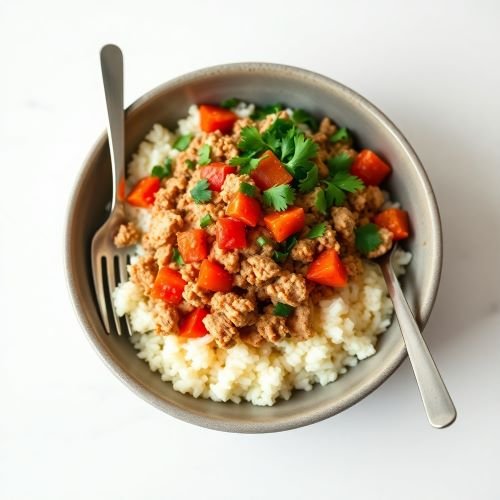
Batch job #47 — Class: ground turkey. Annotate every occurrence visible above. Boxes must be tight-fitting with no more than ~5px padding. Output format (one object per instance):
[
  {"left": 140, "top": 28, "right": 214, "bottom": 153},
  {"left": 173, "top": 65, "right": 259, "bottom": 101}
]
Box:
[
  {"left": 265, "top": 272, "right": 307, "bottom": 306},
  {"left": 238, "top": 255, "right": 280, "bottom": 286},
  {"left": 210, "top": 292, "right": 257, "bottom": 327},
  {"left": 203, "top": 313, "right": 239, "bottom": 348}
]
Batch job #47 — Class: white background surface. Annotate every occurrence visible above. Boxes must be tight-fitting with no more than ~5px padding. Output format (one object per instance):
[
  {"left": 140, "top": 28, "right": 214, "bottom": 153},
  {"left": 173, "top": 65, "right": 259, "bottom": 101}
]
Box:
[{"left": 1, "top": 1, "right": 499, "bottom": 499}]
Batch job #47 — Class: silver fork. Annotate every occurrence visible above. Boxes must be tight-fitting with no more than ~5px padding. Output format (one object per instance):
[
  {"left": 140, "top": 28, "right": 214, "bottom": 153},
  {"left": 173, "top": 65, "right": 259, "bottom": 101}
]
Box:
[
  {"left": 91, "top": 44, "right": 132, "bottom": 336},
  {"left": 379, "top": 243, "right": 456, "bottom": 428}
]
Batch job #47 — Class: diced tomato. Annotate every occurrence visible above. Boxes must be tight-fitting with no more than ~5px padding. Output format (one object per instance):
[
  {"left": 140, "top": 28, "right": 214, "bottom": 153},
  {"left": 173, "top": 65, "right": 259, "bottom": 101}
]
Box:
[
  {"left": 177, "top": 229, "right": 209, "bottom": 263},
  {"left": 126, "top": 176, "right": 161, "bottom": 208},
  {"left": 216, "top": 217, "right": 247, "bottom": 250},
  {"left": 200, "top": 162, "right": 237, "bottom": 192},
  {"left": 226, "top": 192, "right": 262, "bottom": 227},
  {"left": 198, "top": 260, "right": 233, "bottom": 292},
  {"left": 199, "top": 104, "right": 238, "bottom": 134},
  {"left": 263, "top": 206, "right": 305, "bottom": 243},
  {"left": 250, "top": 150, "right": 293, "bottom": 190},
  {"left": 374, "top": 209, "right": 410, "bottom": 241},
  {"left": 117, "top": 176, "right": 126, "bottom": 202},
  {"left": 351, "top": 149, "right": 391, "bottom": 186},
  {"left": 306, "top": 249, "right": 348, "bottom": 288},
  {"left": 179, "top": 308, "right": 209, "bottom": 338},
  {"left": 151, "top": 267, "right": 186, "bottom": 305}
]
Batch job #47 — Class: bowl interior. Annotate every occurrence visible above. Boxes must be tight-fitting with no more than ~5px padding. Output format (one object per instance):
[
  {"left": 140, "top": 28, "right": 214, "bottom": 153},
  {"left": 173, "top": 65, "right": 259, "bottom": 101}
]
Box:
[{"left": 66, "top": 63, "right": 441, "bottom": 432}]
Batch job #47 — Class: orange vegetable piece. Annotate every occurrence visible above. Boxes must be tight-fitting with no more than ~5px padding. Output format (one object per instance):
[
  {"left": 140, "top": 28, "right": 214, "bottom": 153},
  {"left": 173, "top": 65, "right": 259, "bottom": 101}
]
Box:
[
  {"left": 226, "top": 192, "right": 262, "bottom": 227},
  {"left": 374, "top": 209, "right": 410, "bottom": 240},
  {"left": 216, "top": 217, "right": 247, "bottom": 250},
  {"left": 199, "top": 104, "right": 237, "bottom": 134},
  {"left": 351, "top": 149, "right": 391, "bottom": 186},
  {"left": 177, "top": 229, "right": 209, "bottom": 263},
  {"left": 151, "top": 267, "right": 186, "bottom": 305},
  {"left": 306, "top": 249, "right": 348, "bottom": 287},
  {"left": 200, "top": 163, "right": 237, "bottom": 192},
  {"left": 198, "top": 260, "right": 233, "bottom": 292},
  {"left": 126, "top": 176, "right": 161, "bottom": 208},
  {"left": 263, "top": 206, "right": 305, "bottom": 243},
  {"left": 251, "top": 150, "right": 293, "bottom": 190},
  {"left": 179, "top": 308, "right": 209, "bottom": 338}
]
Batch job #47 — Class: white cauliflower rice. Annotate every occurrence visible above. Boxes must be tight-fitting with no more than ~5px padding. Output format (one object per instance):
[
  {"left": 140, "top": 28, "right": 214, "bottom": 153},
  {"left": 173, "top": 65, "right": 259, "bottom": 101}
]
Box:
[{"left": 113, "top": 104, "right": 411, "bottom": 406}]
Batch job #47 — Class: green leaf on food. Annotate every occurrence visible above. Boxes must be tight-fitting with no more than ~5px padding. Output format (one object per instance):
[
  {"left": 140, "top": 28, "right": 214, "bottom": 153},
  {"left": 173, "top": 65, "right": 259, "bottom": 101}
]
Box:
[
  {"left": 239, "top": 182, "right": 257, "bottom": 197},
  {"left": 238, "top": 126, "right": 268, "bottom": 154},
  {"left": 172, "top": 248, "right": 184, "bottom": 266},
  {"left": 199, "top": 214, "right": 213, "bottom": 228},
  {"left": 315, "top": 189, "right": 327, "bottom": 215},
  {"left": 273, "top": 302, "right": 295, "bottom": 317},
  {"left": 185, "top": 159, "right": 196, "bottom": 170},
  {"left": 198, "top": 144, "right": 211, "bottom": 166},
  {"left": 190, "top": 179, "right": 212, "bottom": 204},
  {"left": 330, "top": 171, "right": 364, "bottom": 193},
  {"left": 173, "top": 134, "right": 193, "bottom": 151},
  {"left": 330, "top": 127, "right": 350, "bottom": 143},
  {"left": 221, "top": 97, "right": 240, "bottom": 109},
  {"left": 263, "top": 184, "right": 295, "bottom": 211},
  {"left": 251, "top": 103, "right": 284, "bottom": 120},
  {"left": 272, "top": 235, "right": 297, "bottom": 263},
  {"left": 292, "top": 108, "right": 318, "bottom": 131},
  {"left": 256, "top": 236, "right": 268, "bottom": 247},
  {"left": 298, "top": 165, "right": 318, "bottom": 193},
  {"left": 285, "top": 133, "right": 318, "bottom": 173},
  {"left": 355, "top": 224, "right": 382, "bottom": 255},
  {"left": 151, "top": 158, "right": 172, "bottom": 179},
  {"left": 262, "top": 119, "right": 295, "bottom": 155},
  {"left": 327, "top": 151, "right": 354, "bottom": 173},
  {"left": 306, "top": 223, "right": 326, "bottom": 239}
]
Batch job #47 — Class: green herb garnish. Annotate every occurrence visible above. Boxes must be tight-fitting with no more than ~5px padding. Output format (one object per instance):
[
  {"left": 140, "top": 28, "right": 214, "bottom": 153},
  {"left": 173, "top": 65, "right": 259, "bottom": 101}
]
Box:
[
  {"left": 239, "top": 182, "right": 257, "bottom": 197},
  {"left": 198, "top": 144, "right": 211, "bottom": 166},
  {"left": 330, "top": 127, "right": 350, "bottom": 143},
  {"left": 251, "top": 103, "right": 284, "bottom": 120},
  {"left": 221, "top": 97, "right": 240, "bottom": 108},
  {"left": 306, "top": 223, "right": 326, "bottom": 239},
  {"left": 151, "top": 158, "right": 172, "bottom": 179},
  {"left": 190, "top": 179, "right": 212, "bottom": 204},
  {"left": 273, "top": 302, "right": 295, "bottom": 317},
  {"left": 229, "top": 155, "right": 262, "bottom": 174},
  {"left": 256, "top": 236, "right": 268, "bottom": 247},
  {"left": 292, "top": 108, "right": 318, "bottom": 131},
  {"left": 355, "top": 224, "right": 382, "bottom": 254},
  {"left": 298, "top": 165, "right": 318, "bottom": 193},
  {"left": 199, "top": 214, "right": 214, "bottom": 228},
  {"left": 263, "top": 184, "right": 295, "bottom": 211},
  {"left": 173, "top": 134, "right": 193, "bottom": 151},
  {"left": 172, "top": 248, "right": 184, "bottom": 266},
  {"left": 327, "top": 151, "right": 354, "bottom": 173},
  {"left": 238, "top": 126, "right": 268, "bottom": 154},
  {"left": 272, "top": 235, "right": 297, "bottom": 263},
  {"left": 315, "top": 189, "right": 327, "bottom": 215},
  {"left": 185, "top": 159, "right": 196, "bottom": 170}
]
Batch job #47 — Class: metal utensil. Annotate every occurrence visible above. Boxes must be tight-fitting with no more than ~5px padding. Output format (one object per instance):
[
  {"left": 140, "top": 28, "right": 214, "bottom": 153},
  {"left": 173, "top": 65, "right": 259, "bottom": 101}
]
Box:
[
  {"left": 90, "top": 44, "right": 132, "bottom": 335},
  {"left": 380, "top": 244, "right": 456, "bottom": 428}
]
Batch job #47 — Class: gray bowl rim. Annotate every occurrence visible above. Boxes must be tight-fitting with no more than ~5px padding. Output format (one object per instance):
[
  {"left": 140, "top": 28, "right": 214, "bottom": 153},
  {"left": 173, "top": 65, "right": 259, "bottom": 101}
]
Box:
[{"left": 65, "top": 61, "right": 443, "bottom": 433}]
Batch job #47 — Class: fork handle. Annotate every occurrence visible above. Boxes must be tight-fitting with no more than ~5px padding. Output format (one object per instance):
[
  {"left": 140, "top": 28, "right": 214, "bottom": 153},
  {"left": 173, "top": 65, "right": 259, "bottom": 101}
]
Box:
[
  {"left": 382, "top": 263, "right": 457, "bottom": 428},
  {"left": 100, "top": 44, "right": 124, "bottom": 210}
]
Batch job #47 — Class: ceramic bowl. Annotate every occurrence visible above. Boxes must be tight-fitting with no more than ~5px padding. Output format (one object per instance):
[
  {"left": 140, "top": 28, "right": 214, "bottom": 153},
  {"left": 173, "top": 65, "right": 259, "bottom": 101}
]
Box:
[{"left": 65, "top": 62, "right": 442, "bottom": 433}]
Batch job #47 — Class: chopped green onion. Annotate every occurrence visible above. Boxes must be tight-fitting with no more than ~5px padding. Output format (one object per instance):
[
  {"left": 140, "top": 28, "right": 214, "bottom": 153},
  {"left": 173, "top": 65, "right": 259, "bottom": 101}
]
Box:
[
  {"left": 199, "top": 214, "right": 213, "bottom": 228},
  {"left": 239, "top": 182, "right": 257, "bottom": 197},
  {"left": 185, "top": 159, "right": 196, "bottom": 170},
  {"left": 173, "top": 134, "right": 193, "bottom": 151},
  {"left": 330, "top": 127, "right": 350, "bottom": 143},
  {"left": 151, "top": 158, "right": 172, "bottom": 179},
  {"left": 172, "top": 248, "right": 184, "bottom": 266},
  {"left": 256, "top": 236, "right": 268, "bottom": 247},
  {"left": 273, "top": 302, "right": 295, "bottom": 317}
]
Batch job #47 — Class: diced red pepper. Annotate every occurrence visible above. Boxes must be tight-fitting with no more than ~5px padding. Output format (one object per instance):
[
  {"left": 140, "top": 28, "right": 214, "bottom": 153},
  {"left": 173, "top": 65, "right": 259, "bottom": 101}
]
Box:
[
  {"left": 306, "top": 249, "right": 348, "bottom": 287},
  {"left": 250, "top": 150, "right": 293, "bottom": 190},
  {"left": 263, "top": 206, "right": 305, "bottom": 243},
  {"left": 216, "top": 217, "right": 247, "bottom": 250},
  {"left": 179, "top": 308, "right": 209, "bottom": 338},
  {"left": 351, "top": 149, "right": 391, "bottom": 186},
  {"left": 199, "top": 104, "right": 238, "bottom": 134},
  {"left": 374, "top": 209, "right": 410, "bottom": 240},
  {"left": 117, "top": 176, "right": 126, "bottom": 202},
  {"left": 200, "top": 162, "right": 237, "bottom": 192},
  {"left": 198, "top": 260, "right": 233, "bottom": 292},
  {"left": 177, "top": 229, "right": 209, "bottom": 263},
  {"left": 151, "top": 267, "right": 186, "bottom": 305},
  {"left": 126, "top": 176, "right": 161, "bottom": 208},
  {"left": 226, "top": 192, "right": 262, "bottom": 227}
]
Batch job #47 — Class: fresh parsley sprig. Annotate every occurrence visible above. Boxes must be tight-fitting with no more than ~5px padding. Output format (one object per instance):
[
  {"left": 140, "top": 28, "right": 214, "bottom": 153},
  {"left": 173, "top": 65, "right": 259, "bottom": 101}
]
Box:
[{"left": 263, "top": 185, "right": 295, "bottom": 211}]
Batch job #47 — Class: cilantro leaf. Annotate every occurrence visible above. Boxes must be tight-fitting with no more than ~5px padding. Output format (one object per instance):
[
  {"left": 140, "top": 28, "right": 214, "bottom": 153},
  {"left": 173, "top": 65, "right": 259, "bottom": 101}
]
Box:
[
  {"left": 230, "top": 155, "right": 262, "bottom": 174},
  {"left": 199, "top": 214, "right": 213, "bottom": 228},
  {"left": 198, "top": 144, "right": 211, "bottom": 166},
  {"left": 190, "top": 179, "right": 212, "bottom": 204},
  {"left": 306, "top": 223, "right": 326, "bottom": 239},
  {"left": 298, "top": 165, "right": 319, "bottom": 193},
  {"left": 292, "top": 108, "right": 318, "bottom": 131},
  {"left": 238, "top": 126, "right": 267, "bottom": 154},
  {"left": 221, "top": 97, "right": 240, "bottom": 109},
  {"left": 262, "top": 119, "right": 295, "bottom": 154},
  {"left": 151, "top": 158, "right": 172, "bottom": 179},
  {"left": 263, "top": 184, "right": 295, "bottom": 211},
  {"left": 273, "top": 302, "right": 295, "bottom": 317},
  {"left": 323, "top": 180, "right": 347, "bottom": 206},
  {"left": 173, "top": 134, "right": 193, "bottom": 151},
  {"left": 315, "top": 189, "right": 327, "bottom": 215},
  {"left": 355, "top": 224, "right": 383, "bottom": 255},
  {"left": 330, "top": 171, "right": 364, "bottom": 193},
  {"left": 251, "top": 103, "right": 283, "bottom": 120},
  {"left": 256, "top": 236, "right": 268, "bottom": 247},
  {"left": 327, "top": 151, "right": 354, "bottom": 173},
  {"left": 285, "top": 133, "right": 318, "bottom": 173},
  {"left": 280, "top": 127, "right": 297, "bottom": 162},
  {"left": 185, "top": 159, "right": 196, "bottom": 170},
  {"left": 172, "top": 248, "right": 184, "bottom": 266},
  {"left": 239, "top": 182, "right": 257, "bottom": 197},
  {"left": 272, "top": 235, "right": 297, "bottom": 263},
  {"left": 330, "top": 127, "right": 350, "bottom": 143}
]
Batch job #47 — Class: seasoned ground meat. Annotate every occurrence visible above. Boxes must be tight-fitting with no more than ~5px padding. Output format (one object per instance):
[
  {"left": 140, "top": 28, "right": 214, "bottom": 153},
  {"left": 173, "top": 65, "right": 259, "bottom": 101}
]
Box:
[
  {"left": 220, "top": 173, "right": 254, "bottom": 203},
  {"left": 152, "top": 300, "right": 179, "bottom": 335},
  {"left": 287, "top": 303, "right": 315, "bottom": 340},
  {"left": 143, "top": 210, "right": 183, "bottom": 250},
  {"left": 240, "top": 328, "right": 266, "bottom": 348},
  {"left": 342, "top": 254, "right": 364, "bottom": 279},
  {"left": 205, "top": 131, "right": 239, "bottom": 162},
  {"left": 209, "top": 245, "right": 240, "bottom": 273},
  {"left": 265, "top": 272, "right": 307, "bottom": 306},
  {"left": 210, "top": 292, "right": 257, "bottom": 327},
  {"left": 256, "top": 313, "right": 289, "bottom": 343},
  {"left": 129, "top": 255, "right": 157, "bottom": 296},
  {"left": 154, "top": 244, "right": 172, "bottom": 267},
  {"left": 238, "top": 255, "right": 281, "bottom": 286},
  {"left": 203, "top": 313, "right": 239, "bottom": 348},
  {"left": 331, "top": 206, "right": 357, "bottom": 248},
  {"left": 114, "top": 222, "right": 140, "bottom": 248},
  {"left": 348, "top": 186, "right": 385, "bottom": 216},
  {"left": 153, "top": 178, "right": 188, "bottom": 212},
  {"left": 367, "top": 228, "right": 394, "bottom": 258},
  {"left": 290, "top": 239, "right": 316, "bottom": 263},
  {"left": 182, "top": 282, "right": 211, "bottom": 307},
  {"left": 316, "top": 225, "right": 340, "bottom": 253}
]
